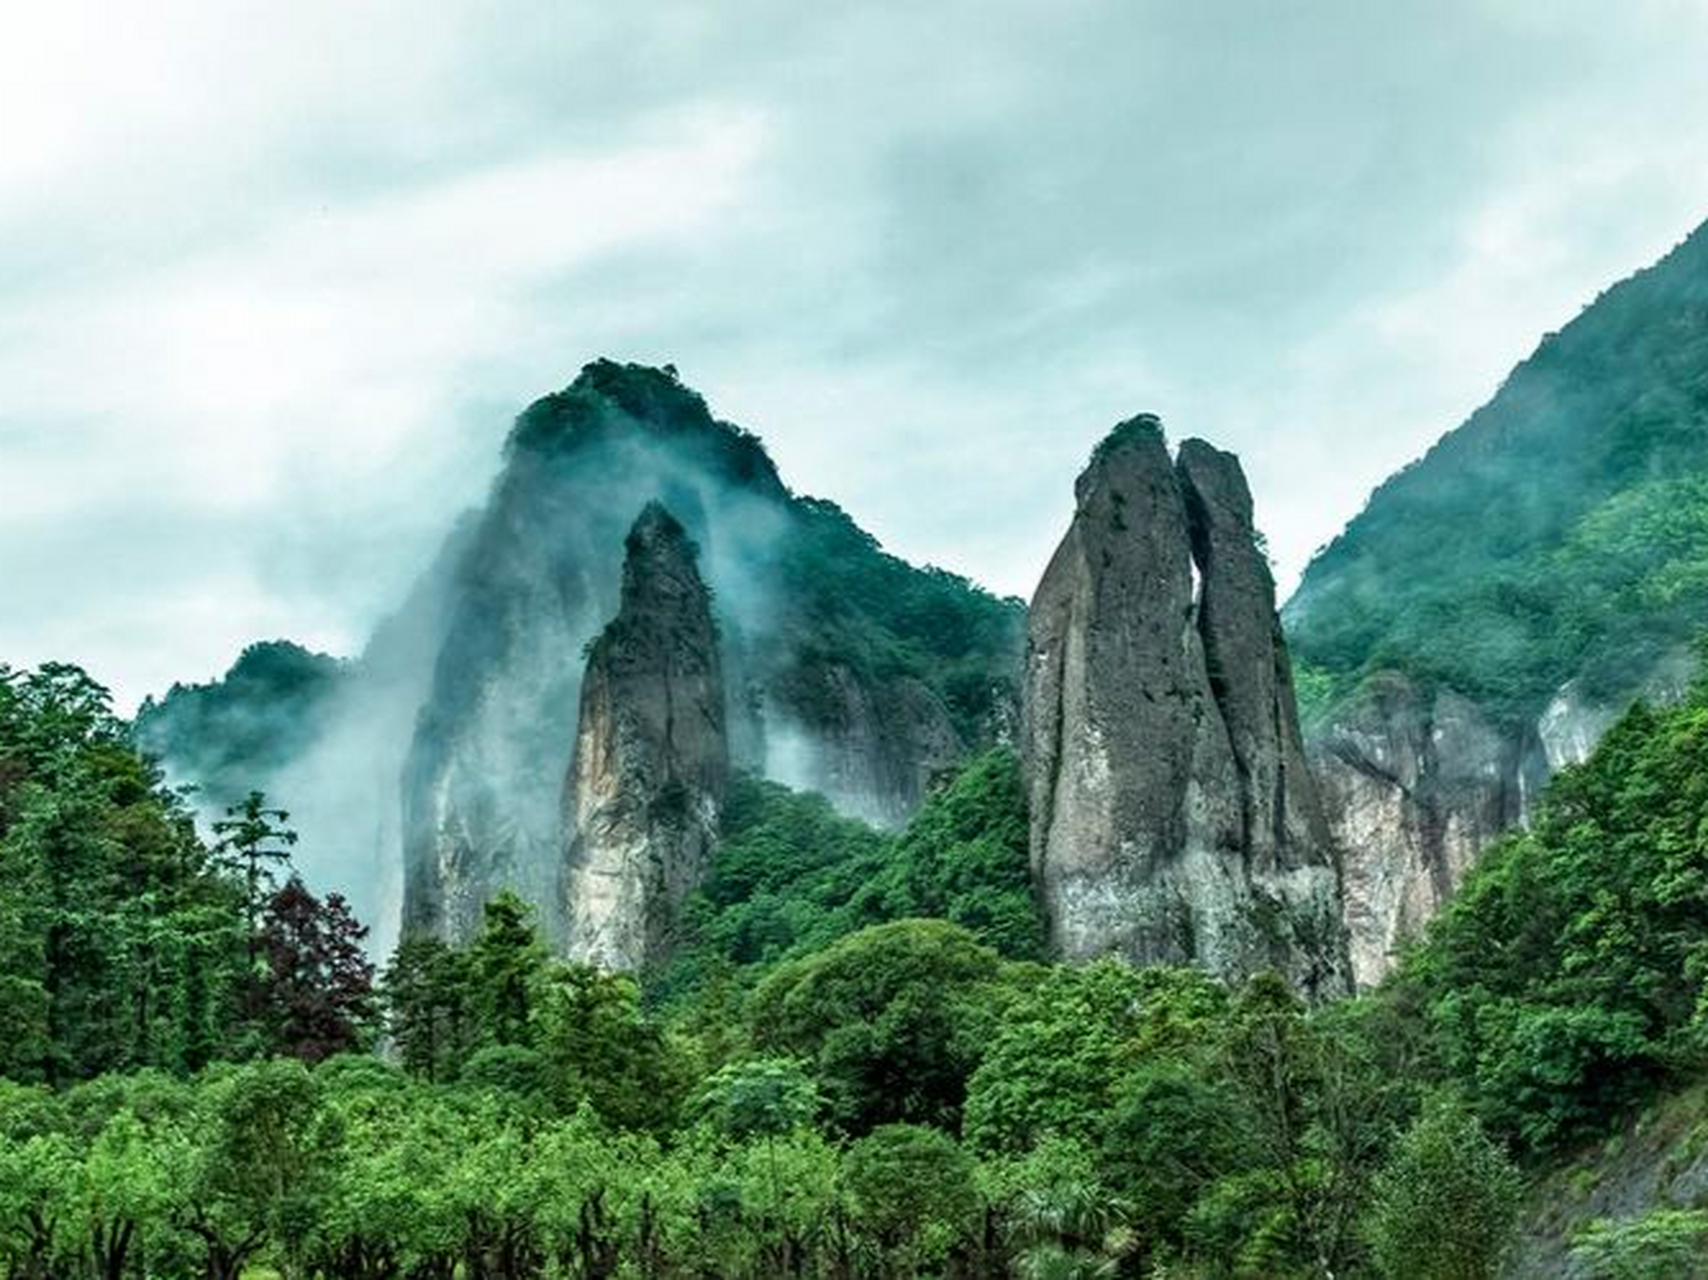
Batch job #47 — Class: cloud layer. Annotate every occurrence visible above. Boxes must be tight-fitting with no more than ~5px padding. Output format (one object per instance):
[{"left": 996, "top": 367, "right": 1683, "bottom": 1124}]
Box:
[{"left": 5, "top": 0, "right": 1708, "bottom": 709}]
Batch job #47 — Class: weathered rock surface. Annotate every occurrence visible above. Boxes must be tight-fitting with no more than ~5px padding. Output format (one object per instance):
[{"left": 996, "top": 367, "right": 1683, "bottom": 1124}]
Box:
[
  {"left": 1024, "top": 420, "right": 1348, "bottom": 995},
  {"left": 1312, "top": 676, "right": 1545, "bottom": 986},
  {"left": 756, "top": 665, "right": 967, "bottom": 828},
  {"left": 1319, "top": 647, "right": 1698, "bottom": 986},
  {"left": 400, "top": 360, "right": 1020, "bottom": 950},
  {"left": 1178, "top": 440, "right": 1330, "bottom": 875},
  {"left": 561, "top": 504, "right": 728, "bottom": 971}
]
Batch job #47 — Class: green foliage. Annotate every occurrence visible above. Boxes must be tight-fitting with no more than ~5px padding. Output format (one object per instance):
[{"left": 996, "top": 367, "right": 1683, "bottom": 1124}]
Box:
[
  {"left": 189, "top": 1058, "right": 343, "bottom": 1276},
  {"left": 1288, "top": 221, "right": 1708, "bottom": 725},
  {"left": 210, "top": 788, "right": 298, "bottom": 953},
  {"left": 695, "top": 1056, "right": 819, "bottom": 1143},
  {"left": 1102, "top": 1060, "right": 1249, "bottom": 1248},
  {"left": 1571, "top": 1208, "right": 1708, "bottom": 1279},
  {"left": 668, "top": 776, "right": 894, "bottom": 982},
  {"left": 749, "top": 919, "right": 1007, "bottom": 1134},
  {"left": 133, "top": 640, "right": 346, "bottom": 815},
  {"left": 466, "top": 890, "right": 550, "bottom": 1048},
  {"left": 658, "top": 748, "right": 1042, "bottom": 1008},
  {"left": 964, "top": 961, "right": 1228, "bottom": 1153},
  {"left": 1362, "top": 1101, "right": 1522, "bottom": 1280},
  {"left": 980, "top": 1135, "right": 1138, "bottom": 1279},
  {"left": 381, "top": 894, "right": 692, "bottom": 1135},
  {"left": 0, "top": 663, "right": 250, "bottom": 1083},
  {"left": 381, "top": 932, "right": 474, "bottom": 1080},
  {"left": 1392, "top": 680, "right": 1708, "bottom": 1153},
  {"left": 772, "top": 496, "right": 1024, "bottom": 744},
  {"left": 882, "top": 749, "right": 1043, "bottom": 960},
  {"left": 536, "top": 963, "right": 689, "bottom": 1132},
  {"left": 840, "top": 1123, "right": 980, "bottom": 1273}
]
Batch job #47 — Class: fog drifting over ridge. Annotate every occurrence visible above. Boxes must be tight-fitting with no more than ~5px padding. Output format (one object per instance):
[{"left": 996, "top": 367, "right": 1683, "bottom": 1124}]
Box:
[{"left": 4, "top": 1, "right": 1708, "bottom": 711}]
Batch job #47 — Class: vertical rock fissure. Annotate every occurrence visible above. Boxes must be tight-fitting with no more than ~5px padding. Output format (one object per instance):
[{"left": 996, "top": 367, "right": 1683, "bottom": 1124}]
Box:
[{"left": 1024, "top": 422, "right": 1350, "bottom": 993}]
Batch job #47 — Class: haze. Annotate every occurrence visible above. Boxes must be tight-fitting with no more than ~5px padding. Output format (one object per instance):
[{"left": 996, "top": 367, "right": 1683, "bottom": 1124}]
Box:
[{"left": 5, "top": 0, "right": 1708, "bottom": 710}]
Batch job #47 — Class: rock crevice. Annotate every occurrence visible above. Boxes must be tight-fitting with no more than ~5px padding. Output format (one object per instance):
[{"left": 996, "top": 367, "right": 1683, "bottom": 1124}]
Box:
[{"left": 1023, "top": 420, "right": 1348, "bottom": 995}]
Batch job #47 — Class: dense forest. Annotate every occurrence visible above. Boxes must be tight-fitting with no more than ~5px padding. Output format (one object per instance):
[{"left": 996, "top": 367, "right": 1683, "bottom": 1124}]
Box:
[
  {"left": 6, "top": 656, "right": 1708, "bottom": 1277},
  {"left": 1287, "top": 219, "right": 1708, "bottom": 726}
]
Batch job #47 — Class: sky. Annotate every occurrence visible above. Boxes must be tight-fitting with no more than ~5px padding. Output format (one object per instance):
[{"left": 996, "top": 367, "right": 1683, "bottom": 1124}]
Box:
[{"left": 5, "top": 1, "right": 1708, "bottom": 712}]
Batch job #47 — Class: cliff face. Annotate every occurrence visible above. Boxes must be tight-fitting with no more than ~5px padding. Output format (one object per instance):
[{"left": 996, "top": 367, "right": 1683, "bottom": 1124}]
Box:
[
  {"left": 1024, "top": 420, "right": 1348, "bottom": 995},
  {"left": 561, "top": 504, "right": 728, "bottom": 971},
  {"left": 1316, "top": 653, "right": 1695, "bottom": 985},
  {"left": 1313, "top": 677, "right": 1545, "bottom": 984},
  {"left": 757, "top": 664, "right": 969, "bottom": 828},
  {"left": 399, "top": 361, "right": 1023, "bottom": 949}
]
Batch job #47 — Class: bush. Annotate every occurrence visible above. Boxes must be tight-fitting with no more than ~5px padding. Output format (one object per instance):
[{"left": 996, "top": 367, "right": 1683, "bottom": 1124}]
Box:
[{"left": 1362, "top": 1102, "right": 1521, "bottom": 1280}]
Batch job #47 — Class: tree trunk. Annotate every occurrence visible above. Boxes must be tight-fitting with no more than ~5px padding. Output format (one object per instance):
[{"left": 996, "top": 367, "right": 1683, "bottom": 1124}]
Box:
[{"left": 92, "top": 1217, "right": 136, "bottom": 1280}]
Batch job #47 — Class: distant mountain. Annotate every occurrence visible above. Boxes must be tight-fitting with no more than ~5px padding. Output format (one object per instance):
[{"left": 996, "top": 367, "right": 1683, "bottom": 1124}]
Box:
[
  {"left": 135, "top": 641, "right": 348, "bottom": 812},
  {"left": 139, "top": 361, "right": 1024, "bottom": 954},
  {"left": 1285, "top": 217, "right": 1708, "bottom": 983}
]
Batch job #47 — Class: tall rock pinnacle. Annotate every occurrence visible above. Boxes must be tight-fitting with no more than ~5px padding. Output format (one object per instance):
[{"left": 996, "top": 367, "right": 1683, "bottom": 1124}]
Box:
[
  {"left": 399, "top": 360, "right": 1014, "bottom": 951},
  {"left": 1023, "top": 418, "right": 1349, "bottom": 995},
  {"left": 1176, "top": 439, "right": 1330, "bottom": 875},
  {"left": 561, "top": 502, "right": 729, "bottom": 971}
]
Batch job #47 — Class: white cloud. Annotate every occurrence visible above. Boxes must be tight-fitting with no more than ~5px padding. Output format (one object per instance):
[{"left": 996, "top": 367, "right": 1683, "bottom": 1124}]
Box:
[{"left": 3, "top": 0, "right": 1708, "bottom": 708}]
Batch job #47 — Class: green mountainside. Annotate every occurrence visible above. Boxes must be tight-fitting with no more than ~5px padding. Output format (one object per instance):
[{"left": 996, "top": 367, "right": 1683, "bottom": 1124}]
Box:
[
  {"left": 133, "top": 640, "right": 347, "bottom": 814},
  {"left": 1287, "top": 219, "right": 1708, "bottom": 726}
]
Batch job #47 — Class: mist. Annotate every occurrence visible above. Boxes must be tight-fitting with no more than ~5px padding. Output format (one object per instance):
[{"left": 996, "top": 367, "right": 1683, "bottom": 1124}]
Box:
[{"left": 153, "top": 365, "right": 961, "bottom": 957}]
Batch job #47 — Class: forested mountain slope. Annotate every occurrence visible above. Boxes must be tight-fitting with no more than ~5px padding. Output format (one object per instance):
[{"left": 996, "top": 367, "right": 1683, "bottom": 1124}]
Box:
[{"left": 1285, "top": 217, "right": 1708, "bottom": 983}]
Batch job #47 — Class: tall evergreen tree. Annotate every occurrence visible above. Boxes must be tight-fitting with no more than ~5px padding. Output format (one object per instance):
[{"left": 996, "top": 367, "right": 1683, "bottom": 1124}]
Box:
[{"left": 210, "top": 790, "right": 298, "bottom": 978}]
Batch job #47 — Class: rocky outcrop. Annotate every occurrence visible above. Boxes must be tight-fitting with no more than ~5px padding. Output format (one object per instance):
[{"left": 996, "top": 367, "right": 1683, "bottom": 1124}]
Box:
[
  {"left": 561, "top": 504, "right": 728, "bottom": 971},
  {"left": 1024, "top": 419, "right": 1348, "bottom": 996},
  {"left": 1312, "top": 676, "right": 1546, "bottom": 986},
  {"left": 1178, "top": 440, "right": 1330, "bottom": 875},
  {"left": 399, "top": 361, "right": 1021, "bottom": 951},
  {"left": 755, "top": 665, "right": 967, "bottom": 828},
  {"left": 1319, "top": 647, "right": 1698, "bottom": 986}
]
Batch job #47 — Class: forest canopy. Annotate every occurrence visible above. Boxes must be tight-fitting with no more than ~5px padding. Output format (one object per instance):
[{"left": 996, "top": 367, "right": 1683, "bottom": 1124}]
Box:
[{"left": 7, "top": 654, "right": 1708, "bottom": 1276}]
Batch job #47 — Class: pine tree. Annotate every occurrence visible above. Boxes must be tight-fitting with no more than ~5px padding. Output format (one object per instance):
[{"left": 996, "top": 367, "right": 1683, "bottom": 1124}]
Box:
[{"left": 210, "top": 790, "right": 297, "bottom": 986}]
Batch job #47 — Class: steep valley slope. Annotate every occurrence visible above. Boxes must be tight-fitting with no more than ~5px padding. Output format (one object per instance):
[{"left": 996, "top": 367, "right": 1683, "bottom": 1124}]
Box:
[{"left": 1286, "top": 216, "right": 1708, "bottom": 984}]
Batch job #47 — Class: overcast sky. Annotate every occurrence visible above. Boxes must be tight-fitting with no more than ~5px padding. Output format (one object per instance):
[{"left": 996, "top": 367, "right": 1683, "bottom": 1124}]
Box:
[{"left": 5, "top": 1, "right": 1708, "bottom": 711}]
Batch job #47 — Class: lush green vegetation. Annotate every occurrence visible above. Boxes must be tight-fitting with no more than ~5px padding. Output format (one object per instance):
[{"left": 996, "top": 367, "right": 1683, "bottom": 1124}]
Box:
[
  {"left": 770, "top": 496, "right": 1025, "bottom": 746},
  {"left": 0, "top": 663, "right": 368, "bottom": 1084},
  {"left": 1287, "top": 219, "right": 1708, "bottom": 725},
  {"left": 1389, "top": 661, "right": 1708, "bottom": 1156},
  {"left": 17, "top": 647, "right": 1708, "bottom": 1275},
  {"left": 1572, "top": 1208, "right": 1708, "bottom": 1278},
  {"left": 655, "top": 749, "right": 1041, "bottom": 1007},
  {"left": 133, "top": 641, "right": 346, "bottom": 815}
]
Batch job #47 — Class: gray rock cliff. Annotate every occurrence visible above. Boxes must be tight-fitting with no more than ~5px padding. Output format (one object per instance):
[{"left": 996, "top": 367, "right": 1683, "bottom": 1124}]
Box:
[
  {"left": 1024, "top": 419, "right": 1348, "bottom": 995},
  {"left": 399, "top": 361, "right": 1021, "bottom": 950},
  {"left": 1317, "top": 648, "right": 1697, "bottom": 986},
  {"left": 561, "top": 503, "right": 728, "bottom": 971}
]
